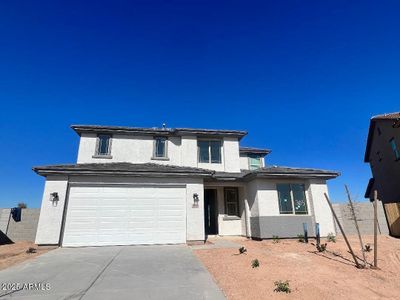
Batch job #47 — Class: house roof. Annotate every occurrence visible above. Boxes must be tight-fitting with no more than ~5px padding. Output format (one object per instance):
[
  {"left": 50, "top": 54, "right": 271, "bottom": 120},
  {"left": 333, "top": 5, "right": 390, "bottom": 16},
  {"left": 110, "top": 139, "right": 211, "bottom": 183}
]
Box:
[
  {"left": 71, "top": 125, "right": 248, "bottom": 140},
  {"left": 33, "top": 163, "right": 213, "bottom": 177},
  {"left": 33, "top": 163, "right": 339, "bottom": 180},
  {"left": 364, "top": 112, "right": 400, "bottom": 162},
  {"left": 243, "top": 166, "right": 340, "bottom": 180},
  {"left": 364, "top": 178, "right": 375, "bottom": 200},
  {"left": 239, "top": 147, "right": 271, "bottom": 156}
]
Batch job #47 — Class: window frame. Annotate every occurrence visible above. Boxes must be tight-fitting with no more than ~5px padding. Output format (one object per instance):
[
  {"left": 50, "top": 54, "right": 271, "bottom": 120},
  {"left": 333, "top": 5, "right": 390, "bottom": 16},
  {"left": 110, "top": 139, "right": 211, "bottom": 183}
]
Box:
[
  {"left": 389, "top": 137, "right": 400, "bottom": 161},
  {"left": 94, "top": 134, "right": 112, "bottom": 157},
  {"left": 197, "top": 139, "right": 222, "bottom": 164},
  {"left": 277, "top": 183, "right": 308, "bottom": 215},
  {"left": 152, "top": 136, "right": 168, "bottom": 159},
  {"left": 248, "top": 154, "right": 262, "bottom": 170},
  {"left": 224, "top": 187, "right": 240, "bottom": 217}
]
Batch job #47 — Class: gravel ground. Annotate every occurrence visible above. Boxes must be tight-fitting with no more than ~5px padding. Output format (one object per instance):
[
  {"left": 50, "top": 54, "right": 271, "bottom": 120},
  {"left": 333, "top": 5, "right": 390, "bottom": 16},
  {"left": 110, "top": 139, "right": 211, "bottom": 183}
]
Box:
[
  {"left": 0, "top": 241, "right": 55, "bottom": 271},
  {"left": 194, "top": 235, "right": 400, "bottom": 299}
]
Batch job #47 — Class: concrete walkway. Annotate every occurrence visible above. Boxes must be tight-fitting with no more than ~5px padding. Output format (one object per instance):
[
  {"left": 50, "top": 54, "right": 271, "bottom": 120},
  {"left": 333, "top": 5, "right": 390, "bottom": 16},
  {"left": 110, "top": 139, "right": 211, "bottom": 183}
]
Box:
[{"left": 0, "top": 245, "right": 225, "bottom": 300}]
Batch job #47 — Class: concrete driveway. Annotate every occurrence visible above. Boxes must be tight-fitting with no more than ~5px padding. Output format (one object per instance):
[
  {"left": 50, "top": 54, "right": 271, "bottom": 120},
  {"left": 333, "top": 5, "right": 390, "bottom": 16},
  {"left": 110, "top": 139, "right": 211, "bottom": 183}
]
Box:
[{"left": 0, "top": 245, "right": 225, "bottom": 300}]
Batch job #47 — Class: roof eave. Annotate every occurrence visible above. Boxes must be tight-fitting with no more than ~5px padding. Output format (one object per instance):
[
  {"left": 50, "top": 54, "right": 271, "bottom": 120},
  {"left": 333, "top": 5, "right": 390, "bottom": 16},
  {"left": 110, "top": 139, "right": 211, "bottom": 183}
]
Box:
[{"left": 33, "top": 168, "right": 212, "bottom": 178}]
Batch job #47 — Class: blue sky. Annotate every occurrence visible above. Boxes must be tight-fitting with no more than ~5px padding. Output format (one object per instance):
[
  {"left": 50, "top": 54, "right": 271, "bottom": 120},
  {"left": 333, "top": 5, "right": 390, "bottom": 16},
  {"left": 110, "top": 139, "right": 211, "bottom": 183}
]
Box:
[{"left": 1, "top": 1, "right": 399, "bottom": 207}]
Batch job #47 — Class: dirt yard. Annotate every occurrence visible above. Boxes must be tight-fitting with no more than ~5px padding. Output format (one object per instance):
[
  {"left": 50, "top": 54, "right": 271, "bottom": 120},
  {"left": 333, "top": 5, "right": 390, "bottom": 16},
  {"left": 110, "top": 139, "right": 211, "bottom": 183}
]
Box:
[
  {"left": 0, "top": 242, "right": 55, "bottom": 271},
  {"left": 194, "top": 235, "right": 400, "bottom": 299}
]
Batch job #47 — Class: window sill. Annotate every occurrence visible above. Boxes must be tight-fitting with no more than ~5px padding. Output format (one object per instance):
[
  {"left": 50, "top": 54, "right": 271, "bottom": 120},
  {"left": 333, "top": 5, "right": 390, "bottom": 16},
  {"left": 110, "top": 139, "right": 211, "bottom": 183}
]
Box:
[
  {"left": 151, "top": 157, "right": 170, "bottom": 161},
  {"left": 223, "top": 216, "right": 241, "bottom": 221},
  {"left": 92, "top": 155, "right": 113, "bottom": 159}
]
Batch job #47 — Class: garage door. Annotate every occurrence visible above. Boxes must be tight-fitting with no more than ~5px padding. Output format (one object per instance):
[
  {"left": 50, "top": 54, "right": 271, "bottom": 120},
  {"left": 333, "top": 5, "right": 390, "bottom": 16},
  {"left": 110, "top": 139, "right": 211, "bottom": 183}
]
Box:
[{"left": 62, "top": 186, "right": 186, "bottom": 247}]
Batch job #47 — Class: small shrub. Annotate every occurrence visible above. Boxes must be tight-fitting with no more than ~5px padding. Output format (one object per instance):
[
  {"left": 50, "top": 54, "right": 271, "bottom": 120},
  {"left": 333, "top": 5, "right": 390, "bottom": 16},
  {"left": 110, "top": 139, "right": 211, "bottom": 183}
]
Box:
[
  {"left": 326, "top": 233, "right": 336, "bottom": 243},
  {"left": 297, "top": 234, "right": 304, "bottom": 243},
  {"left": 18, "top": 202, "right": 27, "bottom": 209},
  {"left": 272, "top": 235, "right": 280, "bottom": 243},
  {"left": 316, "top": 243, "right": 327, "bottom": 252},
  {"left": 364, "top": 244, "right": 372, "bottom": 252},
  {"left": 251, "top": 259, "right": 260, "bottom": 268},
  {"left": 238, "top": 246, "right": 247, "bottom": 254},
  {"left": 274, "top": 280, "right": 291, "bottom": 293},
  {"left": 26, "top": 247, "right": 36, "bottom": 254}
]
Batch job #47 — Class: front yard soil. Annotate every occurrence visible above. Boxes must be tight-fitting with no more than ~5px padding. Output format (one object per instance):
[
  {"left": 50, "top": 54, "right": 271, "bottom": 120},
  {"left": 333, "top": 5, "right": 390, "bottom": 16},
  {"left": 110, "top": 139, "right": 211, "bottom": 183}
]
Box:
[
  {"left": 0, "top": 241, "right": 56, "bottom": 271},
  {"left": 194, "top": 235, "right": 400, "bottom": 299}
]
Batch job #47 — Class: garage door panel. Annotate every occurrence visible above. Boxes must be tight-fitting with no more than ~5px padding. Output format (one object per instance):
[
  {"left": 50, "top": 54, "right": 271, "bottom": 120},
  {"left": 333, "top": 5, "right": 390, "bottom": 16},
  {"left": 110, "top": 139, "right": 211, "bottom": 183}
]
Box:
[{"left": 62, "top": 186, "right": 186, "bottom": 247}]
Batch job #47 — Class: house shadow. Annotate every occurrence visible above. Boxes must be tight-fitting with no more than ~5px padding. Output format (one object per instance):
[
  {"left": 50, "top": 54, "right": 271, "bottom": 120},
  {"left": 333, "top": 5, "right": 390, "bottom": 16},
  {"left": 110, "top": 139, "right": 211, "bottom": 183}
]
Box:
[{"left": 0, "top": 230, "right": 14, "bottom": 245}]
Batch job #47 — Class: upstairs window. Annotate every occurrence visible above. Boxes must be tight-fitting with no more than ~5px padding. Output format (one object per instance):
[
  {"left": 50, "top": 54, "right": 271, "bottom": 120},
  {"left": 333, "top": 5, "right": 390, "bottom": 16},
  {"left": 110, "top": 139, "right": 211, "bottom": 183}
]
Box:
[
  {"left": 198, "top": 140, "right": 222, "bottom": 163},
  {"left": 390, "top": 138, "right": 400, "bottom": 161},
  {"left": 248, "top": 155, "right": 262, "bottom": 170},
  {"left": 277, "top": 184, "right": 308, "bottom": 215},
  {"left": 154, "top": 137, "right": 167, "bottom": 158},
  {"left": 96, "top": 134, "right": 111, "bottom": 156}
]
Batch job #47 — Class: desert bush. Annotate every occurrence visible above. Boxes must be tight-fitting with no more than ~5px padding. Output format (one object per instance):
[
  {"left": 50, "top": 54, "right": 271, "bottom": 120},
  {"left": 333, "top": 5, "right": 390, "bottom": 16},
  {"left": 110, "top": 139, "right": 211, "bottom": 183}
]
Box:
[
  {"left": 272, "top": 235, "right": 280, "bottom": 243},
  {"left": 26, "top": 247, "right": 36, "bottom": 254},
  {"left": 316, "top": 243, "right": 327, "bottom": 252},
  {"left": 17, "top": 202, "right": 27, "bottom": 209},
  {"left": 364, "top": 244, "right": 372, "bottom": 252},
  {"left": 274, "top": 280, "right": 291, "bottom": 293},
  {"left": 297, "top": 234, "right": 304, "bottom": 243},
  {"left": 238, "top": 246, "right": 247, "bottom": 254},
  {"left": 251, "top": 259, "right": 260, "bottom": 268},
  {"left": 326, "top": 232, "right": 336, "bottom": 243}
]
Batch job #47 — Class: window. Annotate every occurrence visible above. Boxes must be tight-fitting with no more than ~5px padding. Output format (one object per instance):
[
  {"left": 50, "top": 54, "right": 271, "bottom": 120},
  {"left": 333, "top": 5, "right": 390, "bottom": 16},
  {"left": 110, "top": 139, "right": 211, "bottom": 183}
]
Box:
[
  {"left": 96, "top": 135, "right": 111, "bottom": 156},
  {"left": 154, "top": 137, "right": 167, "bottom": 158},
  {"left": 390, "top": 138, "right": 400, "bottom": 160},
  {"left": 198, "top": 140, "right": 222, "bottom": 163},
  {"left": 248, "top": 155, "right": 262, "bottom": 170},
  {"left": 277, "top": 184, "right": 308, "bottom": 215},
  {"left": 224, "top": 187, "right": 239, "bottom": 216}
]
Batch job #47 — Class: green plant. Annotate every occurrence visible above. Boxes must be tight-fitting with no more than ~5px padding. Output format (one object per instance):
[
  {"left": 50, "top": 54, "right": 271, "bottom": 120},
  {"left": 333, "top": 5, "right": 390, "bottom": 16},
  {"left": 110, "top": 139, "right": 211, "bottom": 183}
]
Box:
[
  {"left": 364, "top": 244, "right": 372, "bottom": 252},
  {"left": 251, "top": 259, "right": 260, "bottom": 268},
  {"left": 18, "top": 202, "right": 27, "bottom": 209},
  {"left": 297, "top": 234, "right": 304, "bottom": 243},
  {"left": 238, "top": 246, "right": 247, "bottom": 254},
  {"left": 274, "top": 280, "right": 291, "bottom": 293},
  {"left": 272, "top": 235, "right": 280, "bottom": 243},
  {"left": 326, "top": 232, "right": 336, "bottom": 243},
  {"left": 316, "top": 243, "right": 327, "bottom": 252},
  {"left": 26, "top": 247, "right": 36, "bottom": 254}
]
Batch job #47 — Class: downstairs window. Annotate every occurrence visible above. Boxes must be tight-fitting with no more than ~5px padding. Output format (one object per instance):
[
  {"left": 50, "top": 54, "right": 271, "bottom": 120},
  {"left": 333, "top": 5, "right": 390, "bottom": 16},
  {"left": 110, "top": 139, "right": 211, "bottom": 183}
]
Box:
[{"left": 277, "top": 184, "right": 308, "bottom": 215}]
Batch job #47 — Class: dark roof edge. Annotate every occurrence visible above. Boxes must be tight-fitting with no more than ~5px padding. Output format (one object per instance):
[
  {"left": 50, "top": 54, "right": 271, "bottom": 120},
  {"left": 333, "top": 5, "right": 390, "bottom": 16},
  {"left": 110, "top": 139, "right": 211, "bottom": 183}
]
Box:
[
  {"left": 364, "top": 119, "right": 376, "bottom": 163},
  {"left": 71, "top": 125, "right": 248, "bottom": 139},
  {"left": 239, "top": 147, "right": 271, "bottom": 155}
]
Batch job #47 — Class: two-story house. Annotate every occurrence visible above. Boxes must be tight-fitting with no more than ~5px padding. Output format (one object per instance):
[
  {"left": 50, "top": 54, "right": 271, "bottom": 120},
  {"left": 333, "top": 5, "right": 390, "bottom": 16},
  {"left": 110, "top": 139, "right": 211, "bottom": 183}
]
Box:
[
  {"left": 365, "top": 112, "right": 400, "bottom": 237},
  {"left": 34, "top": 125, "right": 339, "bottom": 247}
]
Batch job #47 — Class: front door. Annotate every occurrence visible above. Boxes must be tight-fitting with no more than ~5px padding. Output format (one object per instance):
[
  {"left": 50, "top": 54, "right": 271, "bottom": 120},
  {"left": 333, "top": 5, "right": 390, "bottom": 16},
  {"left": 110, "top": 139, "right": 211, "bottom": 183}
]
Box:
[{"left": 204, "top": 189, "right": 218, "bottom": 235}]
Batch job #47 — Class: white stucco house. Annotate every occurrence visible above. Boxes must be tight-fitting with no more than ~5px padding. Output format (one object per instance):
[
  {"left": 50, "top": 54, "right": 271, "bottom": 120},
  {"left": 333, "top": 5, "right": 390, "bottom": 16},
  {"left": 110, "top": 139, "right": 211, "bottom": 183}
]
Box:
[{"left": 34, "top": 125, "right": 339, "bottom": 247}]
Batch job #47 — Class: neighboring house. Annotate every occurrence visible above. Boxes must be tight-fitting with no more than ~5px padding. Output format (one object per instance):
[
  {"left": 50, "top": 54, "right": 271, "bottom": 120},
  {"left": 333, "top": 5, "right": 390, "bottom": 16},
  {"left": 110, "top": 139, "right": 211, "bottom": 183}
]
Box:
[
  {"left": 34, "top": 125, "right": 339, "bottom": 247},
  {"left": 364, "top": 112, "right": 400, "bottom": 237}
]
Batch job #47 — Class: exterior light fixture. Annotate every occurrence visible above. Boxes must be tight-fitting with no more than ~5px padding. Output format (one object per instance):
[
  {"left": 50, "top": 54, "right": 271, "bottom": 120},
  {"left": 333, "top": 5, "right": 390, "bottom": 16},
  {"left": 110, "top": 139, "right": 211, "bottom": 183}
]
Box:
[
  {"left": 193, "top": 193, "right": 199, "bottom": 208},
  {"left": 50, "top": 192, "right": 59, "bottom": 205}
]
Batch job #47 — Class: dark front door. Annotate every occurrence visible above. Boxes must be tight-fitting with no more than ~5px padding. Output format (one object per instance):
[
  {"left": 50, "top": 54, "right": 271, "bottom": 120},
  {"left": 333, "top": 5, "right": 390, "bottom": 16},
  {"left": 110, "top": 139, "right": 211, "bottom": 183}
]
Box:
[{"left": 204, "top": 189, "right": 218, "bottom": 235}]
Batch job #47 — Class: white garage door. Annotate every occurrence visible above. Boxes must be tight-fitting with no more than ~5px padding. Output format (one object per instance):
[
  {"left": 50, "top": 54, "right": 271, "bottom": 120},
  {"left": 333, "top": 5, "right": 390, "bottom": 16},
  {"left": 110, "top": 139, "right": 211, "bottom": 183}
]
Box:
[{"left": 62, "top": 186, "right": 186, "bottom": 247}]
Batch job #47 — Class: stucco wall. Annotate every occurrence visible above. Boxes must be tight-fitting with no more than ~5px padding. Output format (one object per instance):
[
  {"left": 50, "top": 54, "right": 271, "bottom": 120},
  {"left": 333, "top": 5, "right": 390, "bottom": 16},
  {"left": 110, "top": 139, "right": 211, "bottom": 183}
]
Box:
[
  {"left": 0, "top": 209, "right": 40, "bottom": 242},
  {"left": 76, "top": 133, "right": 241, "bottom": 172},
  {"left": 308, "top": 180, "right": 336, "bottom": 236},
  {"left": 35, "top": 175, "right": 205, "bottom": 245},
  {"left": 332, "top": 202, "right": 389, "bottom": 235},
  {"left": 35, "top": 176, "right": 69, "bottom": 245},
  {"left": 247, "top": 178, "right": 335, "bottom": 238},
  {"left": 367, "top": 121, "right": 400, "bottom": 203}
]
